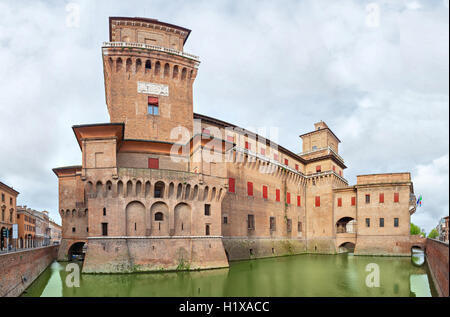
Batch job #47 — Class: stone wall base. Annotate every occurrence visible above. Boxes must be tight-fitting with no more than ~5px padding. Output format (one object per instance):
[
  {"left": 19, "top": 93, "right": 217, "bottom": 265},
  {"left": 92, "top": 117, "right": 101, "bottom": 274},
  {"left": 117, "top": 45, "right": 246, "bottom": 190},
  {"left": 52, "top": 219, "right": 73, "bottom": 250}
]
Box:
[
  {"left": 222, "top": 238, "right": 307, "bottom": 261},
  {"left": 82, "top": 236, "right": 229, "bottom": 273},
  {"left": 57, "top": 238, "right": 87, "bottom": 261},
  {"left": 354, "top": 236, "right": 413, "bottom": 256}
]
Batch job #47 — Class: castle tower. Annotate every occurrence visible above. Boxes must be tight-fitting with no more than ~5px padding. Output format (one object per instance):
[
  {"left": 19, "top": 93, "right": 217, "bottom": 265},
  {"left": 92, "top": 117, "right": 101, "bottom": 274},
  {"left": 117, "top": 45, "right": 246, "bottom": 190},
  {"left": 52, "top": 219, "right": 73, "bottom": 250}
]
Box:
[{"left": 102, "top": 17, "right": 200, "bottom": 141}]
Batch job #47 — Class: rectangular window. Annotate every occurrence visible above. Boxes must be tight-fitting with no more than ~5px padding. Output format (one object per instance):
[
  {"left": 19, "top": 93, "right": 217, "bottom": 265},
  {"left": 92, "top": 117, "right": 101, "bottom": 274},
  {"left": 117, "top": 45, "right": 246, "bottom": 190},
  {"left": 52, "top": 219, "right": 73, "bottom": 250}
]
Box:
[
  {"left": 379, "top": 193, "right": 384, "bottom": 203},
  {"left": 298, "top": 221, "right": 302, "bottom": 232},
  {"left": 72, "top": 227, "right": 76, "bottom": 233},
  {"left": 366, "top": 218, "right": 370, "bottom": 227},
  {"left": 223, "top": 216, "right": 228, "bottom": 224},
  {"left": 248, "top": 215, "right": 255, "bottom": 230},
  {"left": 394, "top": 192, "right": 399, "bottom": 203},
  {"left": 1, "top": 194, "right": 4, "bottom": 202},
  {"left": 227, "top": 135, "right": 234, "bottom": 143},
  {"left": 394, "top": 218, "right": 399, "bottom": 227},
  {"left": 295, "top": 164, "right": 299, "bottom": 171},
  {"left": 260, "top": 148, "right": 266, "bottom": 156},
  {"left": 339, "top": 171, "right": 342, "bottom": 176},
  {"left": 228, "top": 178, "right": 235, "bottom": 193},
  {"left": 270, "top": 217, "right": 276, "bottom": 231},
  {"left": 351, "top": 196, "right": 356, "bottom": 206},
  {"left": 274, "top": 153, "right": 278, "bottom": 161},
  {"left": 148, "top": 158, "right": 159, "bottom": 169},
  {"left": 297, "top": 195, "right": 301, "bottom": 207},
  {"left": 245, "top": 141, "right": 250, "bottom": 150},
  {"left": 247, "top": 182, "right": 253, "bottom": 196},
  {"left": 147, "top": 96, "right": 159, "bottom": 115},
  {"left": 316, "top": 165, "right": 321, "bottom": 173},
  {"left": 9, "top": 198, "right": 12, "bottom": 205},
  {"left": 315, "top": 196, "right": 320, "bottom": 207},
  {"left": 284, "top": 158, "right": 289, "bottom": 165},
  {"left": 365, "top": 194, "right": 370, "bottom": 204},
  {"left": 332, "top": 166, "right": 336, "bottom": 172},
  {"left": 205, "top": 224, "right": 210, "bottom": 236},
  {"left": 204, "top": 204, "right": 211, "bottom": 216},
  {"left": 262, "top": 185, "right": 268, "bottom": 199},
  {"left": 102, "top": 223, "right": 108, "bottom": 236},
  {"left": 337, "top": 198, "right": 342, "bottom": 207},
  {"left": 276, "top": 189, "right": 280, "bottom": 202},
  {"left": 202, "top": 128, "right": 210, "bottom": 135},
  {"left": 380, "top": 218, "right": 384, "bottom": 227},
  {"left": 286, "top": 192, "right": 291, "bottom": 204},
  {"left": 287, "top": 219, "right": 292, "bottom": 232}
]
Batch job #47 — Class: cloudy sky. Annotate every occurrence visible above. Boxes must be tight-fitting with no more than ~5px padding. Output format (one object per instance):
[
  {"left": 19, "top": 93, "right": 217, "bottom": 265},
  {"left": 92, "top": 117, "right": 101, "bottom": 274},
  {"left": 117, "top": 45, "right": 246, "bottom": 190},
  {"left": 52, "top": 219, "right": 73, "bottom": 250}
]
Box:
[{"left": 0, "top": 0, "right": 448, "bottom": 232}]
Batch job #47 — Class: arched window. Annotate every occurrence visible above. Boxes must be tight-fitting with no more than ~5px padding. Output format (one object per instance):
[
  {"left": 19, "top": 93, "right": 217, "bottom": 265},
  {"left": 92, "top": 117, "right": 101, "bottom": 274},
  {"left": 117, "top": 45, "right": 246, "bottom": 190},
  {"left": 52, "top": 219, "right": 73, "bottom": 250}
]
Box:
[
  {"left": 154, "top": 181, "right": 165, "bottom": 198},
  {"left": 126, "top": 58, "right": 132, "bottom": 72},
  {"left": 145, "top": 60, "right": 151, "bottom": 72},
  {"left": 155, "top": 212, "right": 164, "bottom": 221},
  {"left": 164, "top": 63, "right": 170, "bottom": 77},
  {"left": 172, "top": 65, "right": 179, "bottom": 79},
  {"left": 181, "top": 67, "right": 187, "bottom": 80},
  {"left": 135, "top": 59, "right": 142, "bottom": 72},
  {"left": 116, "top": 58, "right": 122, "bottom": 72},
  {"left": 155, "top": 61, "right": 161, "bottom": 75}
]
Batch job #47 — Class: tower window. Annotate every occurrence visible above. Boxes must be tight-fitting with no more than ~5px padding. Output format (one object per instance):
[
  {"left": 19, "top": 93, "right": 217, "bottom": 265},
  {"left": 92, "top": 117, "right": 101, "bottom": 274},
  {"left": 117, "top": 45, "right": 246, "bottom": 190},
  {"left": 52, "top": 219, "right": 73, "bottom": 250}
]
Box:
[
  {"left": 247, "top": 214, "right": 255, "bottom": 230},
  {"left": 315, "top": 196, "right": 320, "bottom": 207},
  {"left": 270, "top": 217, "right": 276, "bottom": 231},
  {"left": 148, "top": 96, "right": 159, "bottom": 115},
  {"left": 394, "top": 218, "right": 399, "bottom": 227},
  {"left": 204, "top": 204, "right": 211, "bottom": 216},
  {"left": 102, "top": 223, "right": 108, "bottom": 236},
  {"left": 365, "top": 194, "right": 370, "bottom": 203},
  {"left": 316, "top": 165, "right": 321, "bottom": 173},
  {"left": 223, "top": 216, "right": 228, "bottom": 224},
  {"left": 394, "top": 192, "right": 399, "bottom": 203},
  {"left": 366, "top": 218, "right": 370, "bottom": 227},
  {"left": 380, "top": 218, "right": 384, "bottom": 227},
  {"left": 145, "top": 60, "right": 151, "bottom": 70},
  {"left": 262, "top": 185, "right": 268, "bottom": 199}
]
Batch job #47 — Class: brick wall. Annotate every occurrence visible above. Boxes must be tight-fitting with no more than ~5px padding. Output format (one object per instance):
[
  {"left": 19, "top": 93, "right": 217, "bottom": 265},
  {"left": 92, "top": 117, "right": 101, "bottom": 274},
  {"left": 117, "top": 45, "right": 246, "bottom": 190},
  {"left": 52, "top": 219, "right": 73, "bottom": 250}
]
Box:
[
  {"left": 426, "top": 238, "right": 449, "bottom": 297},
  {"left": 0, "top": 245, "right": 58, "bottom": 297}
]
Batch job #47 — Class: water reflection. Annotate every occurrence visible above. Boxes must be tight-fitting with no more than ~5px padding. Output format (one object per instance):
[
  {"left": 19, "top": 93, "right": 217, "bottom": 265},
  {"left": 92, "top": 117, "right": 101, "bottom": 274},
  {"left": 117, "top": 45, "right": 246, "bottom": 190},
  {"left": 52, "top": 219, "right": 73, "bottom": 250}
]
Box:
[{"left": 22, "top": 254, "right": 437, "bottom": 297}]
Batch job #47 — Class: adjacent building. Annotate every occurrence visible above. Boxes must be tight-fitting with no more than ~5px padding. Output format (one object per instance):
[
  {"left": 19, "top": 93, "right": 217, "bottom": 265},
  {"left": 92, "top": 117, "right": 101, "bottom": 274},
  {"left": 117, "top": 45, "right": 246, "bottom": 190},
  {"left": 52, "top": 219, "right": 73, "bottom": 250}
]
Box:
[
  {"left": 0, "top": 181, "right": 19, "bottom": 251},
  {"left": 49, "top": 219, "right": 62, "bottom": 245},
  {"left": 16, "top": 206, "right": 36, "bottom": 248},
  {"left": 437, "top": 216, "right": 449, "bottom": 243},
  {"left": 53, "top": 17, "right": 418, "bottom": 273}
]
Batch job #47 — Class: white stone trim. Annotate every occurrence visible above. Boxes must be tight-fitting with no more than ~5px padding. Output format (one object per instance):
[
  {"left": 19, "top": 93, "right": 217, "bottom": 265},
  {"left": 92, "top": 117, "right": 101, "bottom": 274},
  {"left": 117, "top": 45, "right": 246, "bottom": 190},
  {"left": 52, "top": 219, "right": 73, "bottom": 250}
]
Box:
[{"left": 102, "top": 41, "right": 200, "bottom": 63}]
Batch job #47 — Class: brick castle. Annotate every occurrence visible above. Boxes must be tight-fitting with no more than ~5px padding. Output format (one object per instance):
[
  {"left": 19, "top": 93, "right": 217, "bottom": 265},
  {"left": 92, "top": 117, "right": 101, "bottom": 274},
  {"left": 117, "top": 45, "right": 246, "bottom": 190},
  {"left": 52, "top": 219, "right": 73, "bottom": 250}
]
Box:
[{"left": 53, "top": 17, "right": 418, "bottom": 273}]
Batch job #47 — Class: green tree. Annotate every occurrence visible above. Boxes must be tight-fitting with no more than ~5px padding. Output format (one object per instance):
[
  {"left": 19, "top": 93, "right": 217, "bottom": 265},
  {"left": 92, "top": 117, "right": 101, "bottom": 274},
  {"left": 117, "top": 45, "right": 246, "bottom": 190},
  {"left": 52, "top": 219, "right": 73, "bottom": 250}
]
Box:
[
  {"left": 410, "top": 223, "right": 421, "bottom": 235},
  {"left": 428, "top": 228, "right": 439, "bottom": 239}
]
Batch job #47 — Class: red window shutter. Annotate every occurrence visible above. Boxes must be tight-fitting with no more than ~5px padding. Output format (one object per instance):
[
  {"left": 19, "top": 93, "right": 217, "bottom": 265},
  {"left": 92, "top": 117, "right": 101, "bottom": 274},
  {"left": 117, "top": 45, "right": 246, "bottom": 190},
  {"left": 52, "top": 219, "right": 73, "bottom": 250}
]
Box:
[
  {"left": 247, "top": 182, "right": 253, "bottom": 196},
  {"left": 315, "top": 196, "right": 320, "bottom": 207},
  {"left": 284, "top": 159, "right": 289, "bottom": 165},
  {"left": 276, "top": 189, "right": 280, "bottom": 202},
  {"left": 245, "top": 141, "right": 250, "bottom": 150},
  {"left": 262, "top": 185, "right": 268, "bottom": 199},
  {"left": 379, "top": 193, "right": 384, "bottom": 203},
  {"left": 227, "top": 135, "right": 234, "bottom": 142},
  {"left": 394, "top": 192, "right": 399, "bottom": 203},
  {"left": 339, "top": 171, "right": 342, "bottom": 176},
  {"left": 333, "top": 166, "right": 336, "bottom": 172},
  {"left": 316, "top": 165, "right": 321, "bottom": 172},
  {"left": 338, "top": 198, "right": 342, "bottom": 207},
  {"left": 297, "top": 195, "right": 301, "bottom": 206},
  {"left": 295, "top": 164, "right": 299, "bottom": 171},
  {"left": 148, "top": 158, "right": 159, "bottom": 169},
  {"left": 351, "top": 197, "right": 356, "bottom": 206},
  {"left": 274, "top": 153, "right": 278, "bottom": 161},
  {"left": 203, "top": 128, "right": 210, "bottom": 135},
  {"left": 148, "top": 96, "right": 158, "bottom": 105},
  {"left": 228, "top": 178, "right": 235, "bottom": 193},
  {"left": 261, "top": 148, "right": 265, "bottom": 155},
  {"left": 287, "top": 192, "right": 291, "bottom": 204}
]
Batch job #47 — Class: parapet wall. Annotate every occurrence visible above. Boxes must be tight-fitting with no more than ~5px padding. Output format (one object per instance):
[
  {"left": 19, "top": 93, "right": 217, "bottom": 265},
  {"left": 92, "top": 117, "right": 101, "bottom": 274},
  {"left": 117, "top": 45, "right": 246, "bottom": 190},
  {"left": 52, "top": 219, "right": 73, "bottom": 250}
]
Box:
[
  {"left": 0, "top": 245, "right": 58, "bottom": 297},
  {"left": 426, "top": 238, "right": 449, "bottom": 297}
]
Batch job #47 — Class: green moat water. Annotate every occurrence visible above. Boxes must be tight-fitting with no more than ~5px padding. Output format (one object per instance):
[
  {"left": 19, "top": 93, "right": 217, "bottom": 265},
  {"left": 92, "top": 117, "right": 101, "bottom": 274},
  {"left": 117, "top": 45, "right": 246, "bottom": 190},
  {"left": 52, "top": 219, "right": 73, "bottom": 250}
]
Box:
[{"left": 21, "top": 253, "right": 437, "bottom": 297}]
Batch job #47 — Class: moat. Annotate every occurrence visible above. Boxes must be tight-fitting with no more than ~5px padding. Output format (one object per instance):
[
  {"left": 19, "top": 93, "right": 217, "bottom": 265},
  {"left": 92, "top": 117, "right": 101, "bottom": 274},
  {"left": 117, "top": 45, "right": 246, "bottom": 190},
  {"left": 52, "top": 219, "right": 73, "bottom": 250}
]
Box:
[{"left": 21, "top": 252, "right": 436, "bottom": 297}]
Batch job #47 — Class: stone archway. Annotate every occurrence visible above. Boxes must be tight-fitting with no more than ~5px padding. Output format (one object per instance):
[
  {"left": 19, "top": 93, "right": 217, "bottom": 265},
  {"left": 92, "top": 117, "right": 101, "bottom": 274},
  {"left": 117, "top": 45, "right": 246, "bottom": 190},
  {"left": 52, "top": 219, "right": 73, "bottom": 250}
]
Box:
[
  {"left": 338, "top": 242, "right": 355, "bottom": 253},
  {"left": 336, "top": 217, "right": 356, "bottom": 233},
  {"left": 150, "top": 202, "right": 169, "bottom": 236},
  {"left": 126, "top": 201, "right": 146, "bottom": 236},
  {"left": 174, "top": 203, "right": 191, "bottom": 236},
  {"left": 68, "top": 242, "right": 86, "bottom": 261}
]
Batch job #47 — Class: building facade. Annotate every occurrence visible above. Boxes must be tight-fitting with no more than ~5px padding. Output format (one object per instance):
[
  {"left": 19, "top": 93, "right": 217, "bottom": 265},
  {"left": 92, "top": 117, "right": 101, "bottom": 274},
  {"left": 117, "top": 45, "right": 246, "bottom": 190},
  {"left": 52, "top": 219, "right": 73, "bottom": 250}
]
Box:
[
  {"left": 49, "top": 220, "right": 62, "bottom": 245},
  {"left": 437, "top": 216, "right": 449, "bottom": 243},
  {"left": 53, "top": 17, "right": 418, "bottom": 273},
  {"left": 0, "top": 181, "right": 19, "bottom": 251},
  {"left": 16, "top": 206, "right": 36, "bottom": 248}
]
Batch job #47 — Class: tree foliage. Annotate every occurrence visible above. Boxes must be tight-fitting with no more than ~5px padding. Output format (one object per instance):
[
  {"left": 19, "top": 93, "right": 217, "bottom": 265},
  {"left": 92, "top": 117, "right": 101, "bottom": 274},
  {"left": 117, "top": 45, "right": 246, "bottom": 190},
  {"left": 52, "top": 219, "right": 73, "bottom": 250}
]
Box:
[
  {"left": 410, "top": 223, "right": 421, "bottom": 235},
  {"left": 428, "top": 228, "right": 439, "bottom": 239}
]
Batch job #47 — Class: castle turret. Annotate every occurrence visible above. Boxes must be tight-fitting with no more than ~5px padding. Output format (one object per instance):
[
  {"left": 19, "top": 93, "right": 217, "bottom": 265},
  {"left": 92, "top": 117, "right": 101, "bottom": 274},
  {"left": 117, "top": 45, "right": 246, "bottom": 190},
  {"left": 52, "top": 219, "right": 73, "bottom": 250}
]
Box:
[{"left": 102, "top": 17, "right": 200, "bottom": 141}]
